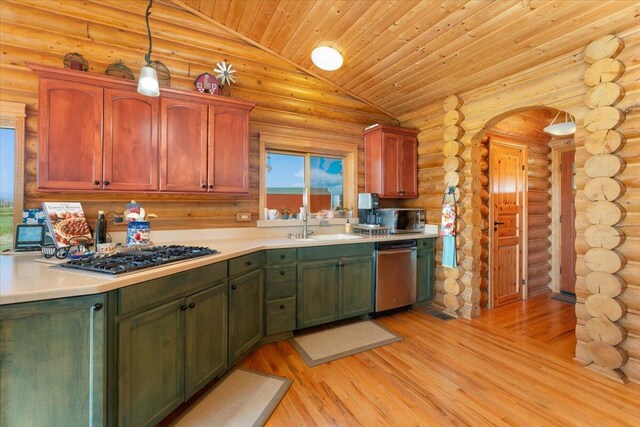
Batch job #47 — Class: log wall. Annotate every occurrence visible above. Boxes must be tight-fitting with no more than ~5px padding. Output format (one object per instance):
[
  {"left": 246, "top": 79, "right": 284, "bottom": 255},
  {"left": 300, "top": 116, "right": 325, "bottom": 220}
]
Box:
[
  {"left": 0, "top": 0, "right": 394, "bottom": 229},
  {"left": 398, "top": 29, "right": 640, "bottom": 384}
]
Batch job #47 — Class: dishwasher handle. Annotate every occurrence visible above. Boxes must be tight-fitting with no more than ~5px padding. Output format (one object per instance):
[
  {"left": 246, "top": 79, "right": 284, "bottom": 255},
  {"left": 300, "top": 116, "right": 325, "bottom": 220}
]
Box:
[
  {"left": 376, "top": 240, "right": 417, "bottom": 251},
  {"left": 376, "top": 247, "right": 417, "bottom": 255}
]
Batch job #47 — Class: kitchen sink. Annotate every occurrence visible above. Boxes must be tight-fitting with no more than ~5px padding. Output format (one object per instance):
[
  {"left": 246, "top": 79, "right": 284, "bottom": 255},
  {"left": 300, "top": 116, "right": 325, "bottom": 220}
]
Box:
[{"left": 292, "top": 233, "right": 363, "bottom": 242}]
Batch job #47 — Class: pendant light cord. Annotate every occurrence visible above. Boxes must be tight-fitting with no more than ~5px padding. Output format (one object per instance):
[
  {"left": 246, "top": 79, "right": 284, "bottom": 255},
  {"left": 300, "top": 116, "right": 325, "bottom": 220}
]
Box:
[{"left": 143, "top": 0, "right": 153, "bottom": 65}]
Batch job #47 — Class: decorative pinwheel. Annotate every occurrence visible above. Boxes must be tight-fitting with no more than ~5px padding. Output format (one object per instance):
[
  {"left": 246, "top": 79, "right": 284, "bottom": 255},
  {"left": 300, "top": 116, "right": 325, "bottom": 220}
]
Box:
[{"left": 214, "top": 60, "right": 236, "bottom": 87}]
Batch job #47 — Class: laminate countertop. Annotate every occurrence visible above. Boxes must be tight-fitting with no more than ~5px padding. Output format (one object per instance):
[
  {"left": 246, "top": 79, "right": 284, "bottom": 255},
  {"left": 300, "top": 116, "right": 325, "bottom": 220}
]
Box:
[{"left": 0, "top": 232, "right": 438, "bottom": 305}]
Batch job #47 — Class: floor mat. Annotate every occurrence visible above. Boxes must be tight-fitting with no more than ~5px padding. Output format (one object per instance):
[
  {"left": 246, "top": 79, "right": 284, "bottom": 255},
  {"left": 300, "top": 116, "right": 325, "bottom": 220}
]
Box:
[
  {"left": 169, "top": 368, "right": 291, "bottom": 427},
  {"left": 290, "top": 320, "right": 402, "bottom": 367},
  {"left": 423, "top": 307, "right": 457, "bottom": 320},
  {"left": 551, "top": 292, "right": 576, "bottom": 305}
]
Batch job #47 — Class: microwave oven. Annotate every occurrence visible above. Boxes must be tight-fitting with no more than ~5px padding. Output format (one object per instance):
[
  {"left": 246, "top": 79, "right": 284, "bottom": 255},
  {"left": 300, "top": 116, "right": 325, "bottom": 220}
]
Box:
[{"left": 377, "top": 208, "right": 425, "bottom": 233}]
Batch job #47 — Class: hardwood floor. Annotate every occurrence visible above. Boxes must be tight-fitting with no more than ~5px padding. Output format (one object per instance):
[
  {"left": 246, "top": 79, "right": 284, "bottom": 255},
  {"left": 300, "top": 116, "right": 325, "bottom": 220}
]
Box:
[{"left": 241, "top": 294, "right": 640, "bottom": 426}]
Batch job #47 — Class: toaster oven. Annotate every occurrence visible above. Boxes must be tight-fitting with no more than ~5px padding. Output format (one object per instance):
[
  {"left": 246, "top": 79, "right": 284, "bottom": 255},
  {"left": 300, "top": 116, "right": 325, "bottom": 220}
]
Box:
[{"left": 377, "top": 209, "right": 425, "bottom": 233}]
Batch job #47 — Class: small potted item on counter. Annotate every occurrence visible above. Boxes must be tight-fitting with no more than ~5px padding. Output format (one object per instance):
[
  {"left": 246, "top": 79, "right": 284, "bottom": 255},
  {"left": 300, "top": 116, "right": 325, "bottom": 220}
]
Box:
[
  {"left": 124, "top": 202, "right": 158, "bottom": 245},
  {"left": 280, "top": 208, "right": 291, "bottom": 219}
]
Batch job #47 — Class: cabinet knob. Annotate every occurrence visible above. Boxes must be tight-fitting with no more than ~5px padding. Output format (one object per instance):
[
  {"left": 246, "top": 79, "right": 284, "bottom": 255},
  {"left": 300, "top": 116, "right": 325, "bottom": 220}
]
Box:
[
  {"left": 246, "top": 260, "right": 252, "bottom": 266},
  {"left": 280, "top": 270, "right": 285, "bottom": 275},
  {"left": 180, "top": 304, "right": 188, "bottom": 311},
  {"left": 208, "top": 184, "right": 214, "bottom": 189},
  {"left": 340, "top": 262, "right": 345, "bottom": 267},
  {"left": 280, "top": 304, "right": 285, "bottom": 310},
  {"left": 189, "top": 302, "right": 196, "bottom": 309},
  {"left": 103, "top": 180, "right": 110, "bottom": 185},
  {"left": 280, "top": 254, "right": 286, "bottom": 259},
  {"left": 231, "top": 284, "right": 237, "bottom": 290},
  {"left": 93, "top": 180, "right": 100, "bottom": 185},
  {"left": 201, "top": 184, "right": 207, "bottom": 189},
  {"left": 92, "top": 303, "right": 103, "bottom": 311}
]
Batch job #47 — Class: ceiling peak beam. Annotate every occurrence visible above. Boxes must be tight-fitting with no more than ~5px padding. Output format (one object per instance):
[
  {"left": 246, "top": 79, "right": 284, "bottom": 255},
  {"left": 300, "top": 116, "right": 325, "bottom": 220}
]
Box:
[{"left": 169, "top": 0, "right": 398, "bottom": 122}]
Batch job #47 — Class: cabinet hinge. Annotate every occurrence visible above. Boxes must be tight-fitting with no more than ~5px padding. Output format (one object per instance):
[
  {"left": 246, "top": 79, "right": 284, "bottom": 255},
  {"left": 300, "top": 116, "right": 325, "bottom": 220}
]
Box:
[
  {"left": 560, "top": 266, "right": 562, "bottom": 274},
  {"left": 559, "top": 214, "right": 562, "bottom": 223}
]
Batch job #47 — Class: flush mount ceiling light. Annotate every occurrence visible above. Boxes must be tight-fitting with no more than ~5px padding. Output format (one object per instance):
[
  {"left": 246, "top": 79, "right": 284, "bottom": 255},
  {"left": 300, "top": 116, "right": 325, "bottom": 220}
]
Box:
[
  {"left": 137, "top": 0, "right": 160, "bottom": 97},
  {"left": 311, "top": 46, "right": 343, "bottom": 71},
  {"left": 543, "top": 111, "right": 576, "bottom": 136}
]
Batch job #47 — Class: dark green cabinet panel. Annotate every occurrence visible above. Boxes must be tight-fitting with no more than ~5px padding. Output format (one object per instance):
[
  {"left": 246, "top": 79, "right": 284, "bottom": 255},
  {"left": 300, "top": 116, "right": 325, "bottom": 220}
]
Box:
[
  {"left": 417, "top": 239, "right": 436, "bottom": 303},
  {"left": 265, "top": 248, "right": 297, "bottom": 265},
  {"left": 229, "top": 268, "right": 264, "bottom": 363},
  {"left": 265, "top": 265, "right": 297, "bottom": 300},
  {"left": 265, "top": 297, "right": 297, "bottom": 335},
  {"left": 118, "top": 299, "right": 185, "bottom": 427},
  {"left": 339, "top": 254, "right": 374, "bottom": 318},
  {"left": 185, "top": 283, "right": 228, "bottom": 398},
  {"left": 297, "top": 259, "right": 340, "bottom": 328},
  {"left": 229, "top": 251, "right": 264, "bottom": 277},
  {"left": 0, "top": 295, "right": 106, "bottom": 427}
]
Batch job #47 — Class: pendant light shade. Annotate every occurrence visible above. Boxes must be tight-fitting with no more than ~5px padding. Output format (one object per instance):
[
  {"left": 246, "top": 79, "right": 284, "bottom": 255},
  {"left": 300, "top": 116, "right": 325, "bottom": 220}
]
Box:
[
  {"left": 311, "top": 46, "right": 343, "bottom": 71},
  {"left": 543, "top": 111, "right": 576, "bottom": 136},
  {"left": 137, "top": 65, "right": 160, "bottom": 97},
  {"left": 137, "top": 0, "right": 160, "bottom": 97}
]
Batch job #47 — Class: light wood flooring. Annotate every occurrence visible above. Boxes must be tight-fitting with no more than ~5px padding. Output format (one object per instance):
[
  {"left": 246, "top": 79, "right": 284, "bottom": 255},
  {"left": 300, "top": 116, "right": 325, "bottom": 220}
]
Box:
[{"left": 240, "top": 294, "right": 640, "bottom": 426}]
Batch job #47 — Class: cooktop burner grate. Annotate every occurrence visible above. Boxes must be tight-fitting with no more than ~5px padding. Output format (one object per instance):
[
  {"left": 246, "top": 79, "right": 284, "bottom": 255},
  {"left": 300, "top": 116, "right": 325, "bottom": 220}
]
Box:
[{"left": 58, "top": 245, "right": 219, "bottom": 275}]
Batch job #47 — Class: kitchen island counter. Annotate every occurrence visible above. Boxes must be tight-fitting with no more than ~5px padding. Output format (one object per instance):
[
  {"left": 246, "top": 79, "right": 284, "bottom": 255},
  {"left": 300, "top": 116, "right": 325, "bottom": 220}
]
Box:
[{"left": 1, "top": 231, "right": 438, "bottom": 305}]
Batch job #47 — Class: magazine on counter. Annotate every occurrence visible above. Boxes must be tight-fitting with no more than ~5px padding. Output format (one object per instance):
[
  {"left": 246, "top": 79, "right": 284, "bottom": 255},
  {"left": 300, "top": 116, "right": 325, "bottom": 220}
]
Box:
[{"left": 42, "top": 202, "right": 93, "bottom": 248}]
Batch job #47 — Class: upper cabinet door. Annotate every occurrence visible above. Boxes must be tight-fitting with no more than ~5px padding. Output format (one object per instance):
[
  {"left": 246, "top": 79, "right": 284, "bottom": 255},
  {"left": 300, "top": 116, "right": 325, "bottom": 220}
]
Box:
[
  {"left": 103, "top": 88, "right": 159, "bottom": 191},
  {"left": 160, "top": 98, "right": 208, "bottom": 192},
  {"left": 38, "top": 79, "right": 103, "bottom": 190},
  {"left": 381, "top": 132, "right": 401, "bottom": 197},
  {"left": 399, "top": 135, "right": 418, "bottom": 197},
  {"left": 209, "top": 106, "right": 250, "bottom": 193}
]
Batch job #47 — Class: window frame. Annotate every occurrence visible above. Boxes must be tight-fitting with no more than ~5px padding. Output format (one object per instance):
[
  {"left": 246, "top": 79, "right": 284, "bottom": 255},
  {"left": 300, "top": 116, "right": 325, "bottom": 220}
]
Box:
[
  {"left": 0, "top": 101, "right": 26, "bottom": 233},
  {"left": 259, "top": 131, "right": 357, "bottom": 220}
]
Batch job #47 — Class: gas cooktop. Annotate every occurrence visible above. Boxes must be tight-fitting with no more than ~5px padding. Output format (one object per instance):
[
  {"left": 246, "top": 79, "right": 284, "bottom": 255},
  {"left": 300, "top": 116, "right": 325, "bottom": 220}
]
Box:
[{"left": 58, "top": 245, "right": 219, "bottom": 275}]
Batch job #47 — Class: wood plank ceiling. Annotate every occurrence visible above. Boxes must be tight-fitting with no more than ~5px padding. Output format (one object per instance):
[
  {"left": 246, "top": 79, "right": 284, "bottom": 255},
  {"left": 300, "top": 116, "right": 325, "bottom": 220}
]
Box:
[{"left": 174, "top": 0, "right": 639, "bottom": 120}]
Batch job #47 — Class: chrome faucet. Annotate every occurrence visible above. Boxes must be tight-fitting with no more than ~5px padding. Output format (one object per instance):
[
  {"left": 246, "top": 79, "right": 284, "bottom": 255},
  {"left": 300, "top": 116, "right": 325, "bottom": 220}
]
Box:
[{"left": 302, "top": 212, "right": 309, "bottom": 239}]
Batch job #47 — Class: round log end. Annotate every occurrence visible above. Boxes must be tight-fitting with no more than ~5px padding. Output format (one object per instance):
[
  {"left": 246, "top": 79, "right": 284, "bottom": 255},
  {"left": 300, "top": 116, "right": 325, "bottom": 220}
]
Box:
[
  {"left": 584, "top": 35, "right": 624, "bottom": 64},
  {"left": 584, "top": 58, "right": 625, "bottom": 87},
  {"left": 584, "top": 154, "right": 625, "bottom": 178},
  {"left": 584, "top": 106, "right": 625, "bottom": 133},
  {"left": 443, "top": 95, "right": 463, "bottom": 112},
  {"left": 443, "top": 109, "right": 464, "bottom": 126},
  {"left": 584, "top": 224, "right": 624, "bottom": 249},
  {"left": 584, "top": 129, "right": 625, "bottom": 155},
  {"left": 585, "top": 201, "right": 624, "bottom": 226},
  {"left": 587, "top": 341, "right": 628, "bottom": 370},
  {"left": 584, "top": 247, "right": 626, "bottom": 273},
  {"left": 585, "top": 271, "right": 626, "bottom": 297},
  {"left": 585, "top": 294, "right": 626, "bottom": 321},
  {"left": 584, "top": 82, "right": 625, "bottom": 109},
  {"left": 583, "top": 177, "right": 624, "bottom": 202},
  {"left": 585, "top": 317, "right": 627, "bottom": 346}
]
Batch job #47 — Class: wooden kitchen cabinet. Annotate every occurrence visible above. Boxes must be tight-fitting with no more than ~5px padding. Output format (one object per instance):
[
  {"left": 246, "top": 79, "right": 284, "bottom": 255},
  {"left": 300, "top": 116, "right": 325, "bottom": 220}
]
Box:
[
  {"left": 209, "top": 106, "right": 250, "bottom": 193},
  {"left": 104, "top": 88, "right": 159, "bottom": 191},
  {"left": 228, "top": 268, "right": 264, "bottom": 363},
  {"left": 117, "top": 263, "right": 228, "bottom": 426},
  {"left": 363, "top": 124, "right": 418, "bottom": 198},
  {"left": 265, "top": 248, "right": 298, "bottom": 336},
  {"left": 0, "top": 294, "right": 106, "bottom": 427},
  {"left": 416, "top": 238, "right": 436, "bottom": 303},
  {"left": 297, "top": 244, "right": 374, "bottom": 329},
  {"left": 37, "top": 78, "right": 103, "bottom": 190},
  {"left": 159, "top": 96, "right": 209, "bottom": 192}
]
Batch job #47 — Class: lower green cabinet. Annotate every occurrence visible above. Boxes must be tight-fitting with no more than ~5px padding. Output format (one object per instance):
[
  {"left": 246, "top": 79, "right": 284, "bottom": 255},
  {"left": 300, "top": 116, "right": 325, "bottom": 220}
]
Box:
[
  {"left": 185, "top": 284, "right": 228, "bottom": 398},
  {"left": 118, "top": 299, "right": 185, "bottom": 427},
  {"left": 0, "top": 294, "right": 106, "bottom": 427},
  {"left": 297, "top": 259, "right": 340, "bottom": 328},
  {"left": 117, "top": 281, "right": 228, "bottom": 427},
  {"left": 229, "top": 268, "right": 264, "bottom": 363},
  {"left": 339, "top": 254, "right": 374, "bottom": 318},
  {"left": 297, "top": 248, "right": 374, "bottom": 329},
  {"left": 417, "top": 238, "right": 436, "bottom": 303}
]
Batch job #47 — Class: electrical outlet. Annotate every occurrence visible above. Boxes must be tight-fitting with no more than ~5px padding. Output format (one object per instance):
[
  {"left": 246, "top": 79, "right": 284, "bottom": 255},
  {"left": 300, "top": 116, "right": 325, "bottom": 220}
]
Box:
[{"left": 236, "top": 212, "right": 251, "bottom": 222}]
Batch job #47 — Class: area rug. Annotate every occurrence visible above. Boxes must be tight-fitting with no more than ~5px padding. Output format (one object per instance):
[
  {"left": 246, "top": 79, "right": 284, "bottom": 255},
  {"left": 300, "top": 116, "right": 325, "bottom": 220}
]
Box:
[
  {"left": 423, "top": 307, "right": 457, "bottom": 321},
  {"left": 290, "top": 321, "right": 402, "bottom": 367},
  {"left": 170, "top": 369, "right": 291, "bottom": 427},
  {"left": 551, "top": 292, "right": 576, "bottom": 305}
]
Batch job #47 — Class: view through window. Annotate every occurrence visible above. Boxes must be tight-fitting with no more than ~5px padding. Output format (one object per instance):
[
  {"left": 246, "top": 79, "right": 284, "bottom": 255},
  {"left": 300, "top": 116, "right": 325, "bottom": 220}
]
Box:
[
  {"left": 0, "top": 128, "right": 15, "bottom": 251},
  {"left": 266, "top": 151, "right": 344, "bottom": 217}
]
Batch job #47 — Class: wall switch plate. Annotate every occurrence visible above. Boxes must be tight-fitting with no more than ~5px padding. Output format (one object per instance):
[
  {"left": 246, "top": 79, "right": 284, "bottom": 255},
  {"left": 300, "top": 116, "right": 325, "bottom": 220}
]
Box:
[{"left": 236, "top": 212, "right": 252, "bottom": 222}]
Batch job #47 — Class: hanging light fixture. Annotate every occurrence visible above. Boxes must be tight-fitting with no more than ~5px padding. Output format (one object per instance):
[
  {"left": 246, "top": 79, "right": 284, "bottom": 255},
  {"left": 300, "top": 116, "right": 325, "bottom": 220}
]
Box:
[
  {"left": 311, "top": 46, "right": 343, "bottom": 71},
  {"left": 137, "top": 0, "right": 160, "bottom": 97},
  {"left": 543, "top": 110, "right": 576, "bottom": 136}
]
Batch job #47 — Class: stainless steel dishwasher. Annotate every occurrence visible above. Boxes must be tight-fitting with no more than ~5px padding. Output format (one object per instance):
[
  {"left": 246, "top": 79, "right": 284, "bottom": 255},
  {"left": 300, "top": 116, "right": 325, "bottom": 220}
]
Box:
[{"left": 374, "top": 240, "right": 417, "bottom": 313}]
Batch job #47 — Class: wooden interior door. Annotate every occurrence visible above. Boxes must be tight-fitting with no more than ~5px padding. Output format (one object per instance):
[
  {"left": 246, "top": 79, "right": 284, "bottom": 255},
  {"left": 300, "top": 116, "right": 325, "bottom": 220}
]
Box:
[
  {"left": 490, "top": 141, "right": 526, "bottom": 307},
  {"left": 560, "top": 149, "right": 576, "bottom": 294}
]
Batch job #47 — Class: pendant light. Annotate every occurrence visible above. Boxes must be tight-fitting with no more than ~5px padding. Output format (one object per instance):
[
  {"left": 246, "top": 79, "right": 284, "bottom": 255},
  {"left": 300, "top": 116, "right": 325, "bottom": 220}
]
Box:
[
  {"left": 137, "top": 0, "right": 160, "bottom": 97},
  {"left": 543, "top": 110, "right": 576, "bottom": 136}
]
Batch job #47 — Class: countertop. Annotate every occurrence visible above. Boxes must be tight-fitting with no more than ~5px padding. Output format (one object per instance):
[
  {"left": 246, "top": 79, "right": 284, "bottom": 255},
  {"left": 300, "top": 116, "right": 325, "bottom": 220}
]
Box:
[{"left": 0, "top": 232, "right": 438, "bottom": 305}]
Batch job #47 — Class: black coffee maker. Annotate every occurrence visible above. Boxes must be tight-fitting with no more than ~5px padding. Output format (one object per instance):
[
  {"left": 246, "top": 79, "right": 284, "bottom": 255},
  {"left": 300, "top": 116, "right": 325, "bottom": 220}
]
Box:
[{"left": 358, "top": 193, "right": 380, "bottom": 226}]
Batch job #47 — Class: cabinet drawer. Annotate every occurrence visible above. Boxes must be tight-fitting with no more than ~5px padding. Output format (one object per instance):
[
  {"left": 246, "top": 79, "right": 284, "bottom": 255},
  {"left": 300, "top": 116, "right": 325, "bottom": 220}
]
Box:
[
  {"left": 297, "top": 243, "right": 373, "bottom": 261},
  {"left": 265, "top": 265, "right": 297, "bottom": 299},
  {"left": 418, "top": 238, "right": 435, "bottom": 250},
  {"left": 266, "top": 297, "right": 296, "bottom": 336},
  {"left": 118, "top": 262, "right": 227, "bottom": 316},
  {"left": 228, "top": 252, "right": 264, "bottom": 277},
  {"left": 265, "top": 248, "right": 297, "bottom": 265}
]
